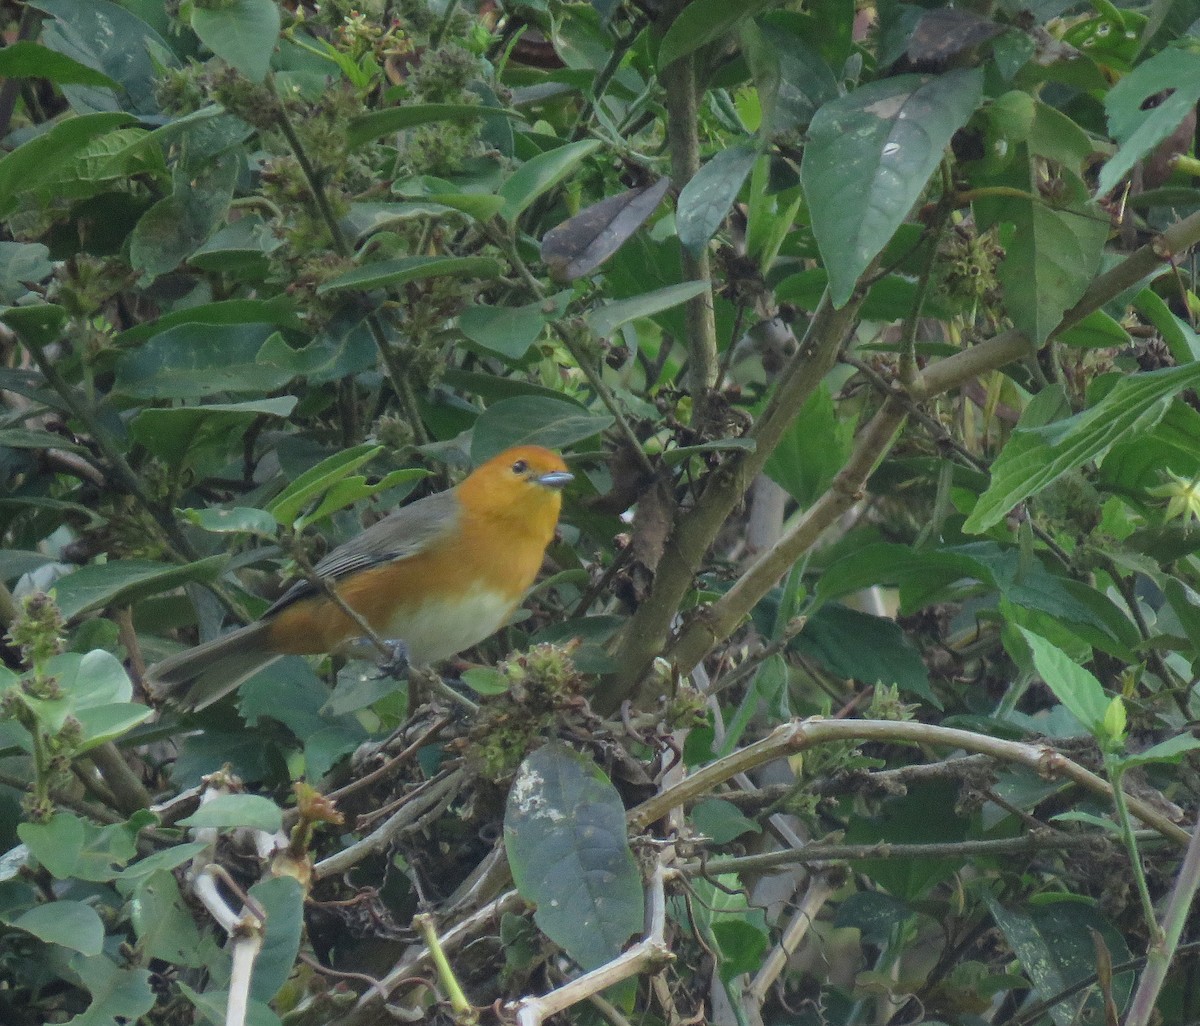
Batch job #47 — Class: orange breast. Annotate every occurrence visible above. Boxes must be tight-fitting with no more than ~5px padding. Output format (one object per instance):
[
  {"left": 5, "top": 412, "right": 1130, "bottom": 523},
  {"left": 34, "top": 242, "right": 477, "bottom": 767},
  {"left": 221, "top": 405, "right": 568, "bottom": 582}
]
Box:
[{"left": 265, "top": 506, "right": 553, "bottom": 665}]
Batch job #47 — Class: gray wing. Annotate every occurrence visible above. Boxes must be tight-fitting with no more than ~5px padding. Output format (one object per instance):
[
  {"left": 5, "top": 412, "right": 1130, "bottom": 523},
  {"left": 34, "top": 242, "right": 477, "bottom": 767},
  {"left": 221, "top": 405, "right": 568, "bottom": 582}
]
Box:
[{"left": 264, "top": 488, "right": 461, "bottom": 616}]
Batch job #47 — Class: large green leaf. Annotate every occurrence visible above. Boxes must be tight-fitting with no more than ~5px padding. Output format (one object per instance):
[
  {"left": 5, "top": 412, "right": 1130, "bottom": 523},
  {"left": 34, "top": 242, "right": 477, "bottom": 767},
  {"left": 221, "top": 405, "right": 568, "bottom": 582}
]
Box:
[
  {"left": 498, "top": 140, "right": 601, "bottom": 224},
  {"left": 802, "top": 69, "right": 984, "bottom": 306},
  {"left": 317, "top": 255, "right": 500, "bottom": 293},
  {"left": 505, "top": 743, "right": 644, "bottom": 971},
  {"left": 114, "top": 323, "right": 293, "bottom": 398},
  {"left": 0, "top": 41, "right": 119, "bottom": 88},
  {"left": 52, "top": 557, "right": 227, "bottom": 619},
  {"left": 1017, "top": 628, "right": 1108, "bottom": 735},
  {"left": 9, "top": 901, "right": 104, "bottom": 955},
  {"left": 657, "top": 0, "right": 768, "bottom": 69},
  {"left": 965, "top": 362, "right": 1200, "bottom": 533},
  {"left": 986, "top": 895, "right": 1133, "bottom": 1026},
  {"left": 585, "top": 281, "right": 711, "bottom": 339},
  {"left": 33, "top": 0, "right": 177, "bottom": 115},
  {"left": 190, "top": 0, "right": 281, "bottom": 83},
  {"left": 1098, "top": 47, "right": 1200, "bottom": 197},
  {"left": 0, "top": 112, "right": 134, "bottom": 216},
  {"left": 993, "top": 166, "right": 1108, "bottom": 345},
  {"left": 676, "top": 144, "right": 758, "bottom": 255},
  {"left": 471, "top": 396, "right": 612, "bottom": 462},
  {"left": 348, "top": 103, "right": 524, "bottom": 149}
]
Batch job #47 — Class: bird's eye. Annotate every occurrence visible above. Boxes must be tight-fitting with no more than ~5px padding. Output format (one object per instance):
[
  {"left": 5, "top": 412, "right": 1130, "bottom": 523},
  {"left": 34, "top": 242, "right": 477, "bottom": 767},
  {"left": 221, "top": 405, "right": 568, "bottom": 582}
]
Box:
[{"left": 511, "top": 459, "right": 528, "bottom": 475}]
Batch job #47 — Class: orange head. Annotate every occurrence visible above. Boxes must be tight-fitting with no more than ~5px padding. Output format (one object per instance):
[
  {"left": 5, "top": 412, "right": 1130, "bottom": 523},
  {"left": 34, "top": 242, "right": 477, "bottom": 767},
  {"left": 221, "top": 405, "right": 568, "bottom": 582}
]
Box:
[{"left": 456, "top": 445, "right": 572, "bottom": 539}]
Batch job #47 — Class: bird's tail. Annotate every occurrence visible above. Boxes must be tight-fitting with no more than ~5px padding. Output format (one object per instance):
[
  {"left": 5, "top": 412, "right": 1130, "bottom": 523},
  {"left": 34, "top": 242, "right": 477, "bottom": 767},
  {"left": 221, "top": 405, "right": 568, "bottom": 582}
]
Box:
[{"left": 146, "top": 621, "right": 279, "bottom": 712}]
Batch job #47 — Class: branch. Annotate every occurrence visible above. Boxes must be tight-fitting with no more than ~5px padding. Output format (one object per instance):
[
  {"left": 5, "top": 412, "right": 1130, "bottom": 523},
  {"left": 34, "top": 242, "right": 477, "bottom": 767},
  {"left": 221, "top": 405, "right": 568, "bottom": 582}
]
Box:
[
  {"left": 686, "top": 829, "right": 1165, "bottom": 877},
  {"left": 627, "top": 717, "right": 1191, "bottom": 845},
  {"left": 508, "top": 861, "right": 672, "bottom": 1026},
  {"left": 609, "top": 288, "right": 866, "bottom": 705},
  {"left": 747, "top": 870, "right": 838, "bottom": 1005},
  {"left": 668, "top": 398, "right": 906, "bottom": 675},
  {"left": 1124, "top": 805, "right": 1200, "bottom": 1026},
  {"left": 313, "top": 768, "right": 464, "bottom": 879}
]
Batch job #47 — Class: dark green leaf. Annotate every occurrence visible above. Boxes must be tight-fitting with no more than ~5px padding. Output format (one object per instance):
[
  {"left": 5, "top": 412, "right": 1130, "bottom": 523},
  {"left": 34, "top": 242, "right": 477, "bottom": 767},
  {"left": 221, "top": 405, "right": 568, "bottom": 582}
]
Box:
[
  {"left": 69, "top": 954, "right": 156, "bottom": 1026},
  {"left": 0, "top": 112, "right": 134, "bottom": 216},
  {"left": 348, "top": 103, "right": 524, "bottom": 149},
  {"left": 676, "top": 144, "right": 757, "bottom": 255},
  {"left": 657, "top": 0, "right": 767, "bottom": 69},
  {"left": 802, "top": 69, "right": 984, "bottom": 306},
  {"left": 505, "top": 743, "right": 644, "bottom": 971},
  {"left": 191, "top": 0, "right": 281, "bottom": 83},
  {"left": 248, "top": 877, "right": 304, "bottom": 1001},
  {"left": 52, "top": 556, "right": 227, "bottom": 620},
  {"left": 1098, "top": 48, "right": 1200, "bottom": 196},
  {"left": 471, "top": 396, "right": 612, "bottom": 462},
  {"left": 0, "top": 41, "right": 120, "bottom": 88},
  {"left": 498, "top": 140, "right": 601, "bottom": 224},
  {"left": 178, "top": 794, "right": 283, "bottom": 832},
  {"left": 585, "top": 281, "right": 711, "bottom": 339},
  {"left": 966, "top": 362, "right": 1200, "bottom": 533},
  {"left": 691, "top": 799, "right": 761, "bottom": 843},
  {"left": 317, "top": 255, "right": 501, "bottom": 293},
  {"left": 9, "top": 901, "right": 104, "bottom": 955}
]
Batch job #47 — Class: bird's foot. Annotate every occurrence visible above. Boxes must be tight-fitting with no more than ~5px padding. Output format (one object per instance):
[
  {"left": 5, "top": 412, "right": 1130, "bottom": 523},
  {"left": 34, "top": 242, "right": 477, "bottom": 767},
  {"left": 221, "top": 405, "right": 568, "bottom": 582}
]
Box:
[{"left": 372, "top": 639, "right": 411, "bottom": 680}]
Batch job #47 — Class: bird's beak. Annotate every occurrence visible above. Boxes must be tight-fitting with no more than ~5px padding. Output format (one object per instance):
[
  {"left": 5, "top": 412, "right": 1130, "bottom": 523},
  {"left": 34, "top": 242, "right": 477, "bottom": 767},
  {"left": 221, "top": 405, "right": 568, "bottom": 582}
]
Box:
[{"left": 536, "top": 470, "right": 573, "bottom": 490}]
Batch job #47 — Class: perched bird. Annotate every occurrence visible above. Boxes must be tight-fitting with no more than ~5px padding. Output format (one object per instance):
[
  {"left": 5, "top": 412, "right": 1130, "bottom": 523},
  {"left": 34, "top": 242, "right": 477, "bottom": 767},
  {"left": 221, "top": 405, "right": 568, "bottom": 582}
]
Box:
[{"left": 147, "top": 445, "right": 572, "bottom": 711}]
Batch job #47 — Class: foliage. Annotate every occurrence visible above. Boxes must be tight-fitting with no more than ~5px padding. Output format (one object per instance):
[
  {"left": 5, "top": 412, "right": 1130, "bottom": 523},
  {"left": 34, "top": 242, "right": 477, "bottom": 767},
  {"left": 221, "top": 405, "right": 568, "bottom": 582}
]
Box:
[{"left": 3, "top": 0, "right": 1200, "bottom": 1024}]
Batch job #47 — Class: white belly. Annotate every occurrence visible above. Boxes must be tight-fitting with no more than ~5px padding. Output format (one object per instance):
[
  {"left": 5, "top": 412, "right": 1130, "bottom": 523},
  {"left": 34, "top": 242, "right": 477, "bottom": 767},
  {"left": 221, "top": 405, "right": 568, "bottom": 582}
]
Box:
[{"left": 380, "top": 589, "right": 518, "bottom": 666}]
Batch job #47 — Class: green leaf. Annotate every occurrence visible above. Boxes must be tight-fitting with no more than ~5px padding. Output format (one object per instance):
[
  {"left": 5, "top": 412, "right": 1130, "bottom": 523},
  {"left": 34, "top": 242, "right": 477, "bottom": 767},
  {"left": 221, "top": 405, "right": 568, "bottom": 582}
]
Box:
[
  {"left": 691, "top": 798, "right": 761, "bottom": 843},
  {"left": 965, "top": 362, "right": 1200, "bottom": 533},
  {"left": 802, "top": 69, "right": 984, "bottom": 307},
  {"left": 191, "top": 0, "right": 281, "bottom": 83},
  {"left": 683, "top": 876, "right": 768, "bottom": 982},
  {"left": 792, "top": 603, "right": 941, "bottom": 708},
  {"left": 461, "top": 666, "right": 511, "bottom": 695},
  {"left": 986, "top": 895, "right": 1132, "bottom": 1026},
  {"left": 265, "top": 443, "right": 386, "bottom": 526},
  {"left": 459, "top": 295, "right": 566, "bottom": 359},
  {"left": 1098, "top": 48, "right": 1200, "bottom": 197},
  {"left": 657, "top": 0, "right": 767, "bottom": 70},
  {"left": 178, "top": 794, "right": 283, "bottom": 832},
  {"left": 125, "top": 870, "right": 208, "bottom": 968},
  {"left": 471, "top": 395, "right": 612, "bottom": 462},
  {"left": 52, "top": 556, "right": 227, "bottom": 620},
  {"left": 18, "top": 812, "right": 137, "bottom": 881},
  {"left": 114, "top": 323, "right": 294, "bottom": 399},
  {"left": 182, "top": 506, "right": 279, "bottom": 536},
  {"left": 0, "top": 41, "right": 119, "bottom": 88},
  {"left": 764, "top": 382, "right": 855, "bottom": 506},
  {"left": 585, "top": 281, "right": 711, "bottom": 338},
  {"left": 992, "top": 166, "right": 1108, "bottom": 345},
  {"left": 505, "top": 743, "right": 644, "bottom": 971},
  {"left": 498, "top": 140, "right": 602, "bottom": 224},
  {"left": 1017, "top": 628, "right": 1108, "bottom": 734},
  {"left": 676, "top": 144, "right": 757, "bottom": 255},
  {"left": 348, "top": 103, "right": 524, "bottom": 149},
  {"left": 0, "top": 241, "right": 53, "bottom": 304},
  {"left": 248, "top": 877, "right": 304, "bottom": 1001},
  {"left": 129, "top": 153, "right": 239, "bottom": 279},
  {"left": 68, "top": 954, "right": 156, "bottom": 1026},
  {"left": 130, "top": 397, "right": 298, "bottom": 469},
  {"left": 317, "top": 255, "right": 501, "bottom": 293},
  {"left": 295, "top": 467, "right": 427, "bottom": 532},
  {"left": 540, "top": 179, "right": 671, "bottom": 281},
  {"left": 1057, "top": 309, "right": 1130, "bottom": 350},
  {"left": 9, "top": 901, "right": 104, "bottom": 955},
  {"left": 0, "top": 112, "right": 134, "bottom": 216},
  {"left": 1117, "top": 732, "right": 1200, "bottom": 769}
]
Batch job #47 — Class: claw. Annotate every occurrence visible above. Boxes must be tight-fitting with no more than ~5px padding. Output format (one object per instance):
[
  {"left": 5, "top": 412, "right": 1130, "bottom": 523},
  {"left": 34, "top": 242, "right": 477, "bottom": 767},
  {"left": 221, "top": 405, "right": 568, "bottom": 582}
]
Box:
[{"left": 370, "top": 639, "right": 411, "bottom": 680}]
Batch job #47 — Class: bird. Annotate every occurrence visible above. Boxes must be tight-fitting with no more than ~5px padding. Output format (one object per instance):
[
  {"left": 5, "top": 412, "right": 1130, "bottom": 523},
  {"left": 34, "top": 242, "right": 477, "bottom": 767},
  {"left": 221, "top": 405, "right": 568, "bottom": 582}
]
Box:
[{"left": 146, "top": 445, "right": 573, "bottom": 711}]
